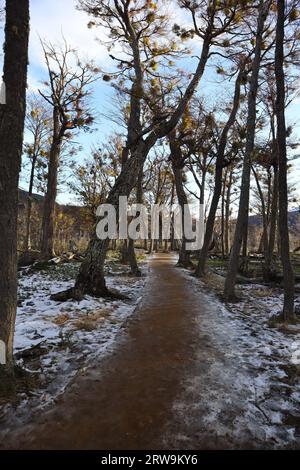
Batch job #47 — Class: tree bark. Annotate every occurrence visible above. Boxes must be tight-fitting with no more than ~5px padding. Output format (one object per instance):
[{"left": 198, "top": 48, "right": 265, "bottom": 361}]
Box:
[
  {"left": 170, "top": 180, "right": 176, "bottom": 251},
  {"left": 0, "top": 0, "right": 29, "bottom": 367},
  {"left": 221, "top": 169, "right": 227, "bottom": 258},
  {"left": 264, "top": 163, "right": 278, "bottom": 279},
  {"left": 224, "top": 0, "right": 270, "bottom": 300},
  {"left": 24, "top": 153, "right": 37, "bottom": 252},
  {"left": 127, "top": 165, "right": 143, "bottom": 276},
  {"left": 41, "top": 107, "right": 62, "bottom": 258},
  {"left": 275, "top": 0, "right": 295, "bottom": 320},
  {"left": 225, "top": 169, "right": 233, "bottom": 256},
  {"left": 24, "top": 128, "right": 41, "bottom": 252},
  {"left": 252, "top": 166, "right": 268, "bottom": 252}
]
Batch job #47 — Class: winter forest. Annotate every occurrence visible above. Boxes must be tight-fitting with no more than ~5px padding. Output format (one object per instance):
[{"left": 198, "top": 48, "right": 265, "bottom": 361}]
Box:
[{"left": 1, "top": 0, "right": 300, "bottom": 456}]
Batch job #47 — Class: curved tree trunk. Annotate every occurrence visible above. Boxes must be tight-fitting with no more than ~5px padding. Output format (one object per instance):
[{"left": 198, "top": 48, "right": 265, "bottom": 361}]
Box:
[
  {"left": 275, "top": 0, "right": 295, "bottom": 321},
  {"left": 52, "top": 140, "right": 153, "bottom": 300},
  {"left": 224, "top": 0, "right": 271, "bottom": 301},
  {"left": 0, "top": 0, "right": 29, "bottom": 367},
  {"left": 51, "top": 27, "right": 212, "bottom": 301}
]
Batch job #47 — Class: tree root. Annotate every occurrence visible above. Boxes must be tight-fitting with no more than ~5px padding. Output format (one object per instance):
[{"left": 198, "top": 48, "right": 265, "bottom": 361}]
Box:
[
  {"left": 50, "top": 286, "right": 129, "bottom": 302},
  {"left": 50, "top": 288, "right": 84, "bottom": 302},
  {"left": 177, "top": 260, "right": 194, "bottom": 270},
  {"left": 130, "top": 268, "right": 142, "bottom": 278}
]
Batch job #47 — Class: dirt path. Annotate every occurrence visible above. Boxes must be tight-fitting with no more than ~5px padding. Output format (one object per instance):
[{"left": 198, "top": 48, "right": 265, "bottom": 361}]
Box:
[
  {"left": 5, "top": 253, "right": 205, "bottom": 450},
  {"left": 2, "top": 253, "right": 299, "bottom": 450}
]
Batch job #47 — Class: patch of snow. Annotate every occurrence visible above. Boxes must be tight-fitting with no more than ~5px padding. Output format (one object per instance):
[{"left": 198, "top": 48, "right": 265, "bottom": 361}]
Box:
[{"left": 163, "top": 273, "right": 300, "bottom": 449}]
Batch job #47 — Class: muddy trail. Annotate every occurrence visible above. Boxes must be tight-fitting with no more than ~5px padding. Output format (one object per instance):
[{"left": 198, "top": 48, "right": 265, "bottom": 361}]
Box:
[{"left": 3, "top": 254, "right": 205, "bottom": 449}]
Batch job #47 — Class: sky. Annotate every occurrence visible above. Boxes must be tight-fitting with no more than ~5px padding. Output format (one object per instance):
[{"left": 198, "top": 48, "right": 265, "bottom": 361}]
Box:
[{"left": 0, "top": 0, "right": 299, "bottom": 208}]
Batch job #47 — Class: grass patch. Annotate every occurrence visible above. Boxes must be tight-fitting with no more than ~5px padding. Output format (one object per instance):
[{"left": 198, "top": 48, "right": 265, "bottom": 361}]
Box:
[
  {"left": 207, "top": 258, "right": 228, "bottom": 268},
  {"left": 73, "top": 308, "right": 113, "bottom": 331},
  {"left": 54, "top": 313, "right": 71, "bottom": 326}
]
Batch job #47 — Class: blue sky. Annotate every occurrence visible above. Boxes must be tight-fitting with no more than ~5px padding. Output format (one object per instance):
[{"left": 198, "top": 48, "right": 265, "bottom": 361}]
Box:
[{"left": 0, "top": 0, "right": 299, "bottom": 207}]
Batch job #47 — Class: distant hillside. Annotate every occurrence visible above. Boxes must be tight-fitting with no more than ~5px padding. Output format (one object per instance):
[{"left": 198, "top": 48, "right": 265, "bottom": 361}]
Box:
[{"left": 248, "top": 210, "right": 300, "bottom": 233}]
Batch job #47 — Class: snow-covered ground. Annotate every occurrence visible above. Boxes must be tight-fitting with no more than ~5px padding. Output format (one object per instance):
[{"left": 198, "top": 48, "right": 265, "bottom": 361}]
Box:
[
  {"left": 164, "top": 274, "right": 300, "bottom": 449},
  {"left": 0, "top": 257, "right": 148, "bottom": 430}
]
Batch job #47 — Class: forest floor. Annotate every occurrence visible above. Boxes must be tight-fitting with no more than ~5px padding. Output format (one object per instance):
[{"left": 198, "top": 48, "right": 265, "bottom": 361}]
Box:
[{"left": 1, "top": 252, "right": 300, "bottom": 449}]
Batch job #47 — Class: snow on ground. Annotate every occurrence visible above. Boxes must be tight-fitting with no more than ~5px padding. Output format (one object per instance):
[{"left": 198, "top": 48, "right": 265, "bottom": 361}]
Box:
[
  {"left": 164, "top": 274, "right": 300, "bottom": 449},
  {"left": 0, "top": 257, "right": 148, "bottom": 431}
]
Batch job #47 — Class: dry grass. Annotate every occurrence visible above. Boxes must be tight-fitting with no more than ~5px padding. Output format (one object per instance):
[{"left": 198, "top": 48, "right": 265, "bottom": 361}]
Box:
[
  {"left": 73, "top": 308, "right": 114, "bottom": 331},
  {"left": 252, "top": 288, "right": 273, "bottom": 298},
  {"left": 53, "top": 313, "right": 71, "bottom": 325}
]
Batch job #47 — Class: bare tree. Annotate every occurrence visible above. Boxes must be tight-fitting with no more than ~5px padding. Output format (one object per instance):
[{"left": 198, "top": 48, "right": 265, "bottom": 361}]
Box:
[
  {"left": 23, "top": 95, "right": 52, "bottom": 252},
  {"left": 39, "top": 40, "right": 97, "bottom": 258}
]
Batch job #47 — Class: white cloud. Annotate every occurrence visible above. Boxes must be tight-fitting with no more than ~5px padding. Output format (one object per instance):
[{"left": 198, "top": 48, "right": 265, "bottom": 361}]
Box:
[{"left": 29, "top": 0, "right": 108, "bottom": 69}]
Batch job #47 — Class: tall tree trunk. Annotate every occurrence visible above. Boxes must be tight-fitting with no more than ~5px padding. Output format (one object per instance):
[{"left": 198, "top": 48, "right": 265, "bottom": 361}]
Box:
[
  {"left": 224, "top": 0, "right": 270, "bottom": 300},
  {"left": 221, "top": 170, "right": 227, "bottom": 258},
  {"left": 199, "top": 167, "right": 206, "bottom": 206},
  {"left": 264, "top": 164, "right": 278, "bottom": 278},
  {"left": 169, "top": 131, "right": 192, "bottom": 268},
  {"left": 127, "top": 165, "right": 143, "bottom": 276},
  {"left": 196, "top": 65, "right": 244, "bottom": 277},
  {"left": 24, "top": 153, "right": 37, "bottom": 252},
  {"left": 251, "top": 165, "right": 269, "bottom": 280},
  {"left": 0, "top": 0, "right": 29, "bottom": 367},
  {"left": 275, "top": 0, "right": 295, "bottom": 321},
  {"left": 170, "top": 180, "right": 176, "bottom": 251},
  {"left": 41, "top": 107, "right": 61, "bottom": 258},
  {"left": 240, "top": 216, "right": 249, "bottom": 273},
  {"left": 225, "top": 169, "right": 233, "bottom": 256}
]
